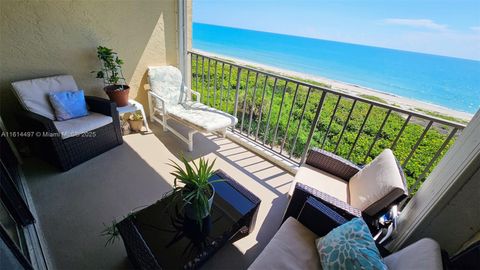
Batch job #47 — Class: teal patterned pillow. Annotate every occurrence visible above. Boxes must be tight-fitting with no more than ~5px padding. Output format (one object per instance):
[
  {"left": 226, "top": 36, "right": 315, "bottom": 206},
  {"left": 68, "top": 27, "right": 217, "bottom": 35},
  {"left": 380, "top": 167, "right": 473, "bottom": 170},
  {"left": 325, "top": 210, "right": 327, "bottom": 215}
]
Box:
[{"left": 315, "top": 217, "right": 387, "bottom": 270}]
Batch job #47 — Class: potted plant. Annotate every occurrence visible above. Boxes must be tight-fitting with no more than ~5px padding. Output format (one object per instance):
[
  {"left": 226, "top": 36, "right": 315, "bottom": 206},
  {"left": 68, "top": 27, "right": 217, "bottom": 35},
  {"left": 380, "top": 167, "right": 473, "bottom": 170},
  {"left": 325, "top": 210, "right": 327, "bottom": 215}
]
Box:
[
  {"left": 92, "top": 46, "right": 130, "bottom": 107},
  {"left": 128, "top": 112, "right": 143, "bottom": 132},
  {"left": 168, "top": 157, "right": 223, "bottom": 222}
]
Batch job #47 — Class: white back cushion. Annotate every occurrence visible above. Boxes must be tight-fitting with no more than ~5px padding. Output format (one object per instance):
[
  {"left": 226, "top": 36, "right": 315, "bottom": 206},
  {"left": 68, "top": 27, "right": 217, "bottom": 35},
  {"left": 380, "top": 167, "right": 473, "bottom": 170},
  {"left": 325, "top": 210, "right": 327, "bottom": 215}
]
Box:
[
  {"left": 12, "top": 75, "right": 79, "bottom": 120},
  {"left": 148, "top": 66, "right": 185, "bottom": 106},
  {"left": 348, "top": 149, "right": 407, "bottom": 216}
]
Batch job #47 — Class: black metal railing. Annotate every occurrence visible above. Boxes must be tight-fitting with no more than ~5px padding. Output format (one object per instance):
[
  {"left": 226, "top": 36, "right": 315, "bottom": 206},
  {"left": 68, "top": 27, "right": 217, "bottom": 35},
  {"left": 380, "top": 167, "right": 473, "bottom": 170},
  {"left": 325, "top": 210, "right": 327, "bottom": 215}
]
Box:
[{"left": 188, "top": 51, "right": 466, "bottom": 193}]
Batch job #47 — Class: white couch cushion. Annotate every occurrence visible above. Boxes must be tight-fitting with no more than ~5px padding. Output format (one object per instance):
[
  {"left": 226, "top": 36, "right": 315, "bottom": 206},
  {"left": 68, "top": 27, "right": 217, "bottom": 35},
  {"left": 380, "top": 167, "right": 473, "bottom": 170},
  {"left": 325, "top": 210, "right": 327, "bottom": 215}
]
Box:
[
  {"left": 289, "top": 164, "right": 349, "bottom": 203},
  {"left": 166, "top": 101, "right": 237, "bottom": 133},
  {"left": 248, "top": 217, "right": 321, "bottom": 270},
  {"left": 348, "top": 149, "right": 406, "bottom": 216},
  {"left": 53, "top": 112, "right": 112, "bottom": 139},
  {"left": 384, "top": 238, "right": 443, "bottom": 270},
  {"left": 12, "top": 75, "right": 79, "bottom": 120}
]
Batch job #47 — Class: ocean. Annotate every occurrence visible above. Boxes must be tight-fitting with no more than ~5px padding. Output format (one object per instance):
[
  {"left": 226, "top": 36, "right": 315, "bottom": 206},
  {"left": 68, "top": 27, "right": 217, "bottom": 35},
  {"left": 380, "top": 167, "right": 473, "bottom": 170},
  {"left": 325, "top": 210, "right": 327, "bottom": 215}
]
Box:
[{"left": 193, "top": 23, "right": 480, "bottom": 114}]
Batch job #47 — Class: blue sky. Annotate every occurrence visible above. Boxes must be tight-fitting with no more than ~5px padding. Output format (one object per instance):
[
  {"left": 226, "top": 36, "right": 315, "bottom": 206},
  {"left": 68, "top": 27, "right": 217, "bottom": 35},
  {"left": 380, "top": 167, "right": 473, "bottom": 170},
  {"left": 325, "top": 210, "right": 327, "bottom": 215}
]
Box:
[{"left": 193, "top": 0, "right": 480, "bottom": 60}]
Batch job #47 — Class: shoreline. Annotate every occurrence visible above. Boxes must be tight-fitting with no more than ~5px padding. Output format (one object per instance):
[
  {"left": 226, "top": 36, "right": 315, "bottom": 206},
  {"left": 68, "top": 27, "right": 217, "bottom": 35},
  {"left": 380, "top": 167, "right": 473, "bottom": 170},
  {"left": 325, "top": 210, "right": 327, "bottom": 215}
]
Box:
[{"left": 193, "top": 49, "right": 473, "bottom": 123}]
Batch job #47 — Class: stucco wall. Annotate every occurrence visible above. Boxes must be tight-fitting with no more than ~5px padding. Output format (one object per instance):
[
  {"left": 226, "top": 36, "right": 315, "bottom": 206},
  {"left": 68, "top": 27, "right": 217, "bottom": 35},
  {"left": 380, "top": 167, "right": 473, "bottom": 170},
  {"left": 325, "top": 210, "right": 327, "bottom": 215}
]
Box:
[{"left": 0, "top": 0, "right": 179, "bottom": 131}]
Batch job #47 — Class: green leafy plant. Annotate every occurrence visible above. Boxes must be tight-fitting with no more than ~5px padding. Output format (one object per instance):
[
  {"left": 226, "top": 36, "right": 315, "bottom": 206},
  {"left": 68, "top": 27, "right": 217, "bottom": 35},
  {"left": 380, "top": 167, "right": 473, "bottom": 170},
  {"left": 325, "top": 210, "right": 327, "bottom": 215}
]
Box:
[
  {"left": 168, "top": 157, "right": 223, "bottom": 222},
  {"left": 129, "top": 112, "right": 143, "bottom": 121},
  {"left": 92, "top": 46, "right": 126, "bottom": 89}
]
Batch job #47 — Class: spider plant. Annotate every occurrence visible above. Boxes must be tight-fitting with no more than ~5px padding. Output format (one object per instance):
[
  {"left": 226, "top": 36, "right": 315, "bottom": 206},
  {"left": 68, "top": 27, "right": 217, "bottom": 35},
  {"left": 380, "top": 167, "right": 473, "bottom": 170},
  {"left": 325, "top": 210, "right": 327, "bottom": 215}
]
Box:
[
  {"left": 101, "top": 220, "right": 120, "bottom": 246},
  {"left": 168, "top": 157, "right": 223, "bottom": 222}
]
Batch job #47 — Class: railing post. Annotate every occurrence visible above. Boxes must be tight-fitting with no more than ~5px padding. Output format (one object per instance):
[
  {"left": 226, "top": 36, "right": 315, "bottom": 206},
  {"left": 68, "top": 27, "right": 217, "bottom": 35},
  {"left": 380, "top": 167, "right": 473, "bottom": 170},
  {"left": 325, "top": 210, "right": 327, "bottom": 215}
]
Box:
[
  {"left": 224, "top": 65, "right": 233, "bottom": 112},
  {"left": 289, "top": 87, "right": 312, "bottom": 158},
  {"left": 402, "top": 120, "right": 433, "bottom": 168},
  {"left": 232, "top": 67, "right": 243, "bottom": 132},
  {"left": 299, "top": 91, "right": 327, "bottom": 164},
  {"left": 411, "top": 127, "right": 458, "bottom": 192},
  {"left": 240, "top": 70, "right": 251, "bottom": 134},
  {"left": 255, "top": 75, "right": 269, "bottom": 141},
  {"left": 321, "top": 96, "right": 341, "bottom": 149},
  {"left": 247, "top": 72, "right": 260, "bottom": 137},
  {"left": 363, "top": 109, "right": 392, "bottom": 164}
]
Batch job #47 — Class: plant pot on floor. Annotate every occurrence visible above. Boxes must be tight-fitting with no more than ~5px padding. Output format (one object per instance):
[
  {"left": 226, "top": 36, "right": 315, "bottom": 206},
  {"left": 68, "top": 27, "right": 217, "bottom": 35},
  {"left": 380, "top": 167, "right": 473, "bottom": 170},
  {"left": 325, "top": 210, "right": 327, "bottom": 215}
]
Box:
[
  {"left": 128, "top": 119, "right": 143, "bottom": 132},
  {"left": 105, "top": 85, "right": 130, "bottom": 107},
  {"left": 184, "top": 183, "right": 215, "bottom": 220}
]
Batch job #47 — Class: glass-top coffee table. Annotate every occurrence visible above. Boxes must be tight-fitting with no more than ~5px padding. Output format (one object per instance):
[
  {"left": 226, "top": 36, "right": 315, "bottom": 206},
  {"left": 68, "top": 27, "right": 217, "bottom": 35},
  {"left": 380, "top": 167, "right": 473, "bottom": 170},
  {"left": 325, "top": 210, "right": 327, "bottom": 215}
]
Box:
[{"left": 116, "top": 170, "right": 261, "bottom": 269}]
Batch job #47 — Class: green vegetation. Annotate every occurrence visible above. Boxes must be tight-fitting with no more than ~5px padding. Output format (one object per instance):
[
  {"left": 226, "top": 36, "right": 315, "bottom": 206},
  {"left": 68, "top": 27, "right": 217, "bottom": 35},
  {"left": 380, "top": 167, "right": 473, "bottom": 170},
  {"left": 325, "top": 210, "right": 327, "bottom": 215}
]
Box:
[
  {"left": 191, "top": 57, "right": 462, "bottom": 193},
  {"left": 292, "top": 77, "right": 331, "bottom": 89},
  {"left": 415, "top": 108, "right": 469, "bottom": 124},
  {"left": 358, "top": 94, "right": 387, "bottom": 104}
]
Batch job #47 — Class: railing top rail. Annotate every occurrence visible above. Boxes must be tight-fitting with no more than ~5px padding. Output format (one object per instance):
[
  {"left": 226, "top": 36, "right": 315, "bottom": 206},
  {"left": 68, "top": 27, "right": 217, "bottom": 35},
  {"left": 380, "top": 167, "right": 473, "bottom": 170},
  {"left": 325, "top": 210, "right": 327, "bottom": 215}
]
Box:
[{"left": 188, "top": 50, "right": 467, "bottom": 129}]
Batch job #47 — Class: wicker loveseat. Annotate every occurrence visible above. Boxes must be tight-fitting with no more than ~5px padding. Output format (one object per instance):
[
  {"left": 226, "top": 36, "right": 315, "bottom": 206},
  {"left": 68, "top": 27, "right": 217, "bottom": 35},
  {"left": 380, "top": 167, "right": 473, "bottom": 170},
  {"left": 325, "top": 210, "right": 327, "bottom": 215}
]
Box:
[
  {"left": 249, "top": 193, "right": 446, "bottom": 269},
  {"left": 12, "top": 75, "right": 123, "bottom": 171}
]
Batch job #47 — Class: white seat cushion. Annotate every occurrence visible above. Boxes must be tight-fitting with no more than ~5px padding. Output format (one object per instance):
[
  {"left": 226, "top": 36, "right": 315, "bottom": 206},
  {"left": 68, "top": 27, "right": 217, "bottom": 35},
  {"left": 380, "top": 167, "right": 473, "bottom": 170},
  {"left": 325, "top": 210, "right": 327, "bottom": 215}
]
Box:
[
  {"left": 249, "top": 217, "right": 321, "bottom": 270},
  {"left": 12, "top": 75, "right": 79, "bottom": 120},
  {"left": 53, "top": 112, "right": 112, "bottom": 139},
  {"left": 289, "top": 164, "right": 349, "bottom": 203},
  {"left": 384, "top": 238, "right": 443, "bottom": 270},
  {"left": 348, "top": 149, "right": 407, "bottom": 216},
  {"left": 166, "top": 101, "right": 237, "bottom": 132}
]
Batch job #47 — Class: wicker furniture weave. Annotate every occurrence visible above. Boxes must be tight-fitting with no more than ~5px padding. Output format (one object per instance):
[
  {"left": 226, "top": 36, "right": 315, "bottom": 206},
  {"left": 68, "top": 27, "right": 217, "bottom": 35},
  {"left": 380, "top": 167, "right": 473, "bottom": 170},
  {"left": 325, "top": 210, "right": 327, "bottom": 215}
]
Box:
[
  {"left": 287, "top": 148, "right": 408, "bottom": 225},
  {"left": 116, "top": 170, "right": 261, "bottom": 270},
  {"left": 250, "top": 186, "right": 447, "bottom": 269},
  {"left": 305, "top": 148, "right": 362, "bottom": 180},
  {"left": 17, "top": 96, "right": 123, "bottom": 171}
]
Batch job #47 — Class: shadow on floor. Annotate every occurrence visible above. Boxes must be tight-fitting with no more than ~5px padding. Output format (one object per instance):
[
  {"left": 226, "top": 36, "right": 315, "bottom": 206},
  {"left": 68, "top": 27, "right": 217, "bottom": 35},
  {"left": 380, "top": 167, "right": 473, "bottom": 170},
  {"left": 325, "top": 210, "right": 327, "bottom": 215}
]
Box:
[
  {"left": 23, "top": 142, "right": 173, "bottom": 270},
  {"left": 23, "top": 121, "right": 294, "bottom": 269},
  {"left": 151, "top": 120, "right": 221, "bottom": 160},
  {"left": 150, "top": 121, "right": 289, "bottom": 198}
]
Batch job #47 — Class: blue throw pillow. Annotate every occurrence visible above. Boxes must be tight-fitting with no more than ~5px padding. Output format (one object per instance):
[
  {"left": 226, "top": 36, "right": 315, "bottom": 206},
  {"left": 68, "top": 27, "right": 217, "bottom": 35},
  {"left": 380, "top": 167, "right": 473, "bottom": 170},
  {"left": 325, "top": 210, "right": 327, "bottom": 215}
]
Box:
[
  {"left": 315, "top": 217, "right": 388, "bottom": 270},
  {"left": 49, "top": 90, "right": 88, "bottom": 121}
]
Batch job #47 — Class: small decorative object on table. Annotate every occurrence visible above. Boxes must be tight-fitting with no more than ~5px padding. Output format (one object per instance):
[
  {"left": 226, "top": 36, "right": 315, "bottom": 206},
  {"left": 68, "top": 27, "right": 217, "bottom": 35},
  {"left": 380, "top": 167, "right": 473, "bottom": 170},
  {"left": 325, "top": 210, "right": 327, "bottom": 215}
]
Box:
[
  {"left": 116, "top": 100, "right": 150, "bottom": 133},
  {"left": 128, "top": 112, "right": 144, "bottom": 132},
  {"left": 92, "top": 46, "right": 130, "bottom": 107},
  {"left": 168, "top": 157, "right": 224, "bottom": 222},
  {"left": 120, "top": 120, "right": 130, "bottom": 135}
]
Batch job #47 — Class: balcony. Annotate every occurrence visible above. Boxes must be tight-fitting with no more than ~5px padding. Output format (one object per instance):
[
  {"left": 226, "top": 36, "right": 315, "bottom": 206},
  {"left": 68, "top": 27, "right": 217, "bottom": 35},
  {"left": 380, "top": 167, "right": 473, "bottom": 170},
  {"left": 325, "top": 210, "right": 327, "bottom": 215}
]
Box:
[
  {"left": 17, "top": 54, "right": 471, "bottom": 269},
  {"left": 21, "top": 122, "right": 294, "bottom": 269},
  {"left": 2, "top": 2, "right": 478, "bottom": 269}
]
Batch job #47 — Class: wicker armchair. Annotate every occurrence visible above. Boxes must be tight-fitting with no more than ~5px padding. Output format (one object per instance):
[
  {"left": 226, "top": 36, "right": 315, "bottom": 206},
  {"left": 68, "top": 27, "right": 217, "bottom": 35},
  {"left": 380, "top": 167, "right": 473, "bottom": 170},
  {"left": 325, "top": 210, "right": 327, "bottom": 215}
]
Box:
[
  {"left": 286, "top": 148, "right": 408, "bottom": 224},
  {"left": 12, "top": 75, "right": 123, "bottom": 171}
]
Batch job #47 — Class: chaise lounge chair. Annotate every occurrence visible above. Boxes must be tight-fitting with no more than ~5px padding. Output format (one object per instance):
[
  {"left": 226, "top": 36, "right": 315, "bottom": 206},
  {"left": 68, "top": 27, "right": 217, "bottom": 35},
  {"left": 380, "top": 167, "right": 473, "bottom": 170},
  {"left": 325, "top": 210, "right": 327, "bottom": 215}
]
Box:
[{"left": 146, "top": 66, "right": 237, "bottom": 151}]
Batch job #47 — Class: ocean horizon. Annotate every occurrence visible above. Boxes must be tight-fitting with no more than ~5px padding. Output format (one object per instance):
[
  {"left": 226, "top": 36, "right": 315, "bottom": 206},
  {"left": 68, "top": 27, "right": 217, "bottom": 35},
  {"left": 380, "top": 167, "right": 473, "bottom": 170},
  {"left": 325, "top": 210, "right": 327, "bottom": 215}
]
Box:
[{"left": 193, "top": 23, "right": 480, "bottom": 114}]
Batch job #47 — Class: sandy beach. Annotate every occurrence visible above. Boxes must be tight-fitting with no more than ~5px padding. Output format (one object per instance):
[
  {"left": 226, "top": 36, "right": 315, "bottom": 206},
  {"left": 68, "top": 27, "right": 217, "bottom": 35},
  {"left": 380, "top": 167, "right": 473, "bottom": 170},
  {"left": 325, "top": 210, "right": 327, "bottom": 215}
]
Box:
[{"left": 193, "top": 50, "right": 473, "bottom": 123}]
